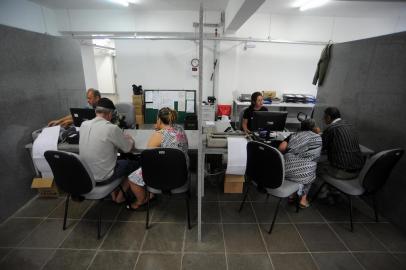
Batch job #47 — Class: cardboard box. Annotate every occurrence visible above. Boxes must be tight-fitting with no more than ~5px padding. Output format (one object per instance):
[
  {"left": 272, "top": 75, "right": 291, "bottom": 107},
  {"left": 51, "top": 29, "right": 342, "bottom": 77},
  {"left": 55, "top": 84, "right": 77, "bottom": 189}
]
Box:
[
  {"left": 135, "top": 115, "right": 144, "bottom": 125},
  {"left": 132, "top": 95, "right": 144, "bottom": 105},
  {"left": 224, "top": 174, "right": 245, "bottom": 193},
  {"left": 31, "top": 178, "right": 60, "bottom": 198},
  {"left": 135, "top": 106, "right": 143, "bottom": 115}
]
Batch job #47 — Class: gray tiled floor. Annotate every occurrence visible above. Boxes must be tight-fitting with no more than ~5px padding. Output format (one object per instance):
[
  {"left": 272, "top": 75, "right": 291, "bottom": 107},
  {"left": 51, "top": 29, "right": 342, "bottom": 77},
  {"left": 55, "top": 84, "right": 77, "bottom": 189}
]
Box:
[{"left": 1, "top": 181, "right": 406, "bottom": 270}]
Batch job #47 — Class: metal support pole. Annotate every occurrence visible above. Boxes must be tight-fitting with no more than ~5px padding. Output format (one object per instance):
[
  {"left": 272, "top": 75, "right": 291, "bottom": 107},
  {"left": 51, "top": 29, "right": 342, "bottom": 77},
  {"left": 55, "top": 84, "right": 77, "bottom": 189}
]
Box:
[{"left": 197, "top": 2, "right": 204, "bottom": 242}]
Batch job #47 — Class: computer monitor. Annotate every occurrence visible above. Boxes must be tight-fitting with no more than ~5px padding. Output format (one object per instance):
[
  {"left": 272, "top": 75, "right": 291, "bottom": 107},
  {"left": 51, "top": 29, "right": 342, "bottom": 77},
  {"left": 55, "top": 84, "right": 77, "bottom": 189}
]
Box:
[
  {"left": 252, "top": 111, "right": 288, "bottom": 131},
  {"left": 70, "top": 108, "right": 96, "bottom": 127}
]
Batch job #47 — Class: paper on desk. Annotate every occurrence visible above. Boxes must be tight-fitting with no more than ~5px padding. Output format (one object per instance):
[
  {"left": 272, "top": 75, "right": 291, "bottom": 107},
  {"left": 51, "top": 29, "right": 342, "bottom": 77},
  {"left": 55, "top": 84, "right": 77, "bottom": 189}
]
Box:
[
  {"left": 32, "top": 126, "right": 60, "bottom": 178},
  {"left": 226, "top": 137, "right": 247, "bottom": 175}
]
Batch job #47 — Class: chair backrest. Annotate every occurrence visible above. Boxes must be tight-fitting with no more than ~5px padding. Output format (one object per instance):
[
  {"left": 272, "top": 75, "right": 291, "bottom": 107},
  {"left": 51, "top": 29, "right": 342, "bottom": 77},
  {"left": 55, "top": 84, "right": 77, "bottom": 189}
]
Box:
[
  {"left": 44, "top": 150, "right": 95, "bottom": 196},
  {"left": 245, "top": 141, "right": 285, "bottom": 189},
  {"left": 141, "top": 148, "right": 188, "bottom": 192},
  {"left": 116, "top": 102, "right": 135, "bottom": 128},
  {"left": 237, "top": 108, "right": 246, "bottom": 131},
  {"left": 359, "top": 148, "right": 404, "bottom": 193}
]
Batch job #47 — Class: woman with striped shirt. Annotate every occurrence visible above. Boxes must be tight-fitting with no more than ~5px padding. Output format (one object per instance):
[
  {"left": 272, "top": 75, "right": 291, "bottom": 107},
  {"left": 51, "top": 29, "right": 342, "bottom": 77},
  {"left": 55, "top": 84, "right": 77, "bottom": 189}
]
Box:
[{"left": 278, "top": 119, "right": 322, "bottom": 208}]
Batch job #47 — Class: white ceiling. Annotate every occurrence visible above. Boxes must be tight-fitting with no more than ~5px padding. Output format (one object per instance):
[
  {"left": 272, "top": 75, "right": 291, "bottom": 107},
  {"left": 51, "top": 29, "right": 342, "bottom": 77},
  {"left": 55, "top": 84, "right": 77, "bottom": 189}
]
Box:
[
  {"left": 28, "top": 0, "right": 229, "bottom": 11},
  {"left": 28, "top": 0, "right": 406, "bottom": 17}
]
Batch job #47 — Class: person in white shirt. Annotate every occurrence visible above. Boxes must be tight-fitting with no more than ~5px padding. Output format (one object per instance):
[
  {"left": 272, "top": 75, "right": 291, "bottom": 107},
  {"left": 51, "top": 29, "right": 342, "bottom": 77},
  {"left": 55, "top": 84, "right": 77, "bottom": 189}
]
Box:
[{"left": 79, "top": 98, "right": 139, "bottom": 203}]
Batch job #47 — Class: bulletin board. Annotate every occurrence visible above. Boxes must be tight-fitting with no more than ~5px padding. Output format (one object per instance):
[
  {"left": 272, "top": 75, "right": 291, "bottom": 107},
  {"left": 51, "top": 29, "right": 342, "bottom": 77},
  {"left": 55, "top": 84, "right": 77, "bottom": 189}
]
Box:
[{"left": 144, "top": 89, "right": 196, "bottom": 124}]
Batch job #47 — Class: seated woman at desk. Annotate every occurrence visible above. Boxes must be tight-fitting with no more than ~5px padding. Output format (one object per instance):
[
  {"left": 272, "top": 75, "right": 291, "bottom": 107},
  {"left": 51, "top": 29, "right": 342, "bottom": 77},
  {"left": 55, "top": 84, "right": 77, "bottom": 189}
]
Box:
[
  {"left": 242, "top": 92, "right": 268, "bottom": 133},
  {"left": 126, "top": 107, "right": 189, "bottom": 210},
  {"left": 278, "top": 119, "right": 322, "bottom": 208}
]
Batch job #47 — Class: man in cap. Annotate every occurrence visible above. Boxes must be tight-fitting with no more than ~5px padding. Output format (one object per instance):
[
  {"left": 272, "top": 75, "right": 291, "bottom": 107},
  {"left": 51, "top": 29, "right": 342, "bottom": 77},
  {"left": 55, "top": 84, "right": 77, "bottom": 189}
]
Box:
[{"left": 79, "top": 97, "right": 139, "bottom": 203}]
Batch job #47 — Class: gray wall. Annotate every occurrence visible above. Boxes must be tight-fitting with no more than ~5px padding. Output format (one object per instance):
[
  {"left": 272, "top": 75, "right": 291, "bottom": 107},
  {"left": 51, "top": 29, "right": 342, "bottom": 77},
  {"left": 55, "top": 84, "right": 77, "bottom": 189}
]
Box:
[
  {"left": 0, "top": 25, "right": 86, "bottom": 222},
  {"left": 315, "top": 31, "right": 406, "bottom": 231}
]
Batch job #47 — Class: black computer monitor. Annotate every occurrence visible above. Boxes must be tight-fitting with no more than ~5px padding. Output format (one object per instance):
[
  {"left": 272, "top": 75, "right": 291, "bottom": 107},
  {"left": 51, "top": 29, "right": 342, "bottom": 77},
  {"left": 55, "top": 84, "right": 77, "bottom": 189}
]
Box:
[
  {"left": 252, "top": 111, "right": 288, "bottom": 131},
  {"left": 70, "top": 108, "right": 96, "bottom": 127}
]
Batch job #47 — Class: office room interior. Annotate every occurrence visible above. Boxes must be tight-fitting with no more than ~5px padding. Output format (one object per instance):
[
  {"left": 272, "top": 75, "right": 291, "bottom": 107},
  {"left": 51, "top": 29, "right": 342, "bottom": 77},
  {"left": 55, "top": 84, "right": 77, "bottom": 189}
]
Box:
[{"left": 1, "top": 0, "right": 406, "bottom": 269}]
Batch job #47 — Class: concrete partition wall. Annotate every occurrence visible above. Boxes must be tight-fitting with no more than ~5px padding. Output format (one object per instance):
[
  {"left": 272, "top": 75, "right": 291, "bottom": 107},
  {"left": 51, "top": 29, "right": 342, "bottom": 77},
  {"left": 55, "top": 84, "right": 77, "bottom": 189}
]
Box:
[
  {"left": 314, "top": 31, "right": 406, "bottom": 231},
  {"left": 0, "top": 25, "right": 86, "bottom": 222}
]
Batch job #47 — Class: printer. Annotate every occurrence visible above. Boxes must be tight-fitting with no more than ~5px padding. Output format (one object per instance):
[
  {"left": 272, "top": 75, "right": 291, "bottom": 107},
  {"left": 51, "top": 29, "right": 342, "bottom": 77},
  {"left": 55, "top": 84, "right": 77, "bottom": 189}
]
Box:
[
  {"left": 206, "top": 131, "right": 246, "bottom": 148},
  {"left": 238, "top": 94, "right": 251, "bottom": 102}
]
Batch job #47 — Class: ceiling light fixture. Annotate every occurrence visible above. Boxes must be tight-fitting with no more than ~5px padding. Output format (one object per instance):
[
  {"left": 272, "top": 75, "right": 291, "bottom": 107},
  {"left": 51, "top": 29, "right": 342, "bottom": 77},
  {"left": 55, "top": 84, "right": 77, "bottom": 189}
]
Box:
[
  {"left": 109, "top": 0, "right": 139, "bottom": 7},
  {"left": 292, "top": 0, "right": 330, "bottom": 11}
]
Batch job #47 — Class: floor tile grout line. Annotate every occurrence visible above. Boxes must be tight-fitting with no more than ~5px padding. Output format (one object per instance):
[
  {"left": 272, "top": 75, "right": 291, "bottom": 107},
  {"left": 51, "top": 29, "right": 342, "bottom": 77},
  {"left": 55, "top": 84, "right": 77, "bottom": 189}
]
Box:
[
  {"left": 38, "top": 201, "right": 91, "bottom": 270},
  {"left": 316, "top": 207, "right": 367, "bottom": 270},
  {"left": 12, "top": 217, "right": 48, "bottom": 256},
  {"left": 37, "top": 200, "right": 92, "bottom": 270},
  {"left": 249, "top": 197, "right": 276, "bottom": 270},
  {"left": 0, "top": 195, "right": 44, "bottom": 226},
  {"left": 218, "top": 193, "right": 229, "bottom": 270},
  {"left": 132, "top": 213, "right": 150, "bottom": 270},
  {"left": 360, "top": 222, "right": 405, "bottom": 265},
  {"left": 84, "top": 200, "right": 123, "bottom": 270},
  {"left": 360, "top": 223, "right": 392, "bottom": 253},
  {"left": 2, "top": 196, "right": 65, "bottom": 252},
  {"left": 287, "top": 201, "right": 321, "bottom": 270},
  {"left": 179, "top": 218, "right": 188, "bottom": 270}
]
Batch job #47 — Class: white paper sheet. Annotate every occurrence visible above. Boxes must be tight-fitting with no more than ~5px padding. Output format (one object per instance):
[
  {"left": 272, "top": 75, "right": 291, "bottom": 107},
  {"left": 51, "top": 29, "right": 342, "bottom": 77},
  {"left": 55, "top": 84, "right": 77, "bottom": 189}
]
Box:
[
  {"left": 178, "top": 100, "right": 185, "bottom": 111},
  {"left": 186, "top": 92, "right": 195, "bottom": 100},
  {"left": 146, "top": 103, "right": 154, "bottom": 109},
  {"left": 186, "top": 100, "right": 195, "bottom": 113},
  {"left": 178, "top": 91, "right": 186, "bottom": 101},
  {"left": 226, "top": 137, "right": 248, "bottom": 175},
  {"left": 145, "top": 91, "right": 153, "bottom": 102},
  {"left": 32, "top": 126, "right": 61, "bottom": 178}
]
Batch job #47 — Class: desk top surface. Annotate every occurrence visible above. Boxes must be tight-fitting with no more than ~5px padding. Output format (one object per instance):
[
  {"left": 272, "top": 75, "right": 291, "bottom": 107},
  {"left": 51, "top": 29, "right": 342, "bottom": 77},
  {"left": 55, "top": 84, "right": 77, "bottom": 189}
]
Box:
[
  {"left": 234, "top": 100, "right": 315, "bottom": 108},
  {"left": 26, "top": 128, "right": 199, "bottom": 152}
]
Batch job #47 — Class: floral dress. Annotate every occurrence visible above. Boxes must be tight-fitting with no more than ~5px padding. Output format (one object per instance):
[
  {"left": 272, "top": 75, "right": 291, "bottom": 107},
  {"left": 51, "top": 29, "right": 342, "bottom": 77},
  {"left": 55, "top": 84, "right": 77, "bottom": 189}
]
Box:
[{"left": 128, "top": 125, "right": 189, "bottom": 186}]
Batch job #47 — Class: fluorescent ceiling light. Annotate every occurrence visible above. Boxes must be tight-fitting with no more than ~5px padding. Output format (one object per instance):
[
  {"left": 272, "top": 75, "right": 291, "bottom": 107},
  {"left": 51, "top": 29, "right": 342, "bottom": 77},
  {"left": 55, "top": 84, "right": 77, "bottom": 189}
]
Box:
[
  {"left": 109, "top": 0, "right": 139, "bottom": 6},
  {"left": 299, "top": 0, "right": 330, "bottom": 11},
  {"left": 292, "top": 0, "right": 311, "bottom": 8},
  {"left": 109, "top": 0, "right": 129, "bottom": 7}
]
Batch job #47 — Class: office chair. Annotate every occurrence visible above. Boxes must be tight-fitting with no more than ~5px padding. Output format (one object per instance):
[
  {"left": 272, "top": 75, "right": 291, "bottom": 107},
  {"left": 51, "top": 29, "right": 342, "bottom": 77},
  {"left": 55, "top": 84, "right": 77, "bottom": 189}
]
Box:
[
  {"left": 239, "top": 141, "right": 301, "bottom": 234},
  {"left": 315, "top": 148, "right": 403, "bottom": 232},
  {"left": 115, "top": 102, "right": 135, "bottom": 128},
  {"left": 44, "top": 150, "right": 127, "bottom": 239},
  {"left": 141, "top": 148, "right": 191, "bottom": 230}
]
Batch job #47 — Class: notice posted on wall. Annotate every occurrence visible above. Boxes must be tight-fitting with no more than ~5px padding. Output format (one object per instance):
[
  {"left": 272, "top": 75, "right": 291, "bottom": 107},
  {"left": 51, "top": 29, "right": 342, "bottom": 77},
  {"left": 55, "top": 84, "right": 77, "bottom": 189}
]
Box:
[
  {"left": 178, "top": 100, "right": 186, "bottom": 111},
  {"left": 186, "top": 91, "right": 195, "bottom": 100},
  {"left": 186, "top": 100, "right": 194, "bottom": 113}
]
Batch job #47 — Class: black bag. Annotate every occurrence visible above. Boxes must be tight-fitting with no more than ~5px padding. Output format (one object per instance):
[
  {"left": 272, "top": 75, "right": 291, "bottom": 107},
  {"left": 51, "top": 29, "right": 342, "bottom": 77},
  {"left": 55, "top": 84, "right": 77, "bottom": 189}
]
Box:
[{"left": 60, "top": 127, "right": 80, "bottom": 144}]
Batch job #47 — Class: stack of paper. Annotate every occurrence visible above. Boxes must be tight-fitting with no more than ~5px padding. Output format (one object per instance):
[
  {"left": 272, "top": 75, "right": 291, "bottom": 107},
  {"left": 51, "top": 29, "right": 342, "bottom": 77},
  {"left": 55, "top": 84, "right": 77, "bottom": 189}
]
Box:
[
  {"left": 225, "top": 137, "right": 248, "bottom": 175},
  {"left": 32, "top": 126, "right": 60, "bottom": 178}
]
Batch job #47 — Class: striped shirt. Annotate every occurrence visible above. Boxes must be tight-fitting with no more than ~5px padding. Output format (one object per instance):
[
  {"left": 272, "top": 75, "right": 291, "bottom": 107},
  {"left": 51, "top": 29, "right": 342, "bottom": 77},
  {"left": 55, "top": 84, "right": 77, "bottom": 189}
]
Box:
[
  {"left": 322, "top": 119, "right": 364, "bottom": 170},
  {"left": 284, "top": 131, "right": 322, "bottom": 184}
]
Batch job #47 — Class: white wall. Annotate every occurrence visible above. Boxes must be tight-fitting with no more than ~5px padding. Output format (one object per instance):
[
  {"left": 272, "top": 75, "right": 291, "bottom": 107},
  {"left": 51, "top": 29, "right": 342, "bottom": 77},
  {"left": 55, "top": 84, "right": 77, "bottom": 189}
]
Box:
[
  {"left": 3, "top": 2, "right": 406, "bottom": 105},
  {"left": 115, "top": 40, "right": 215, "bottom": 103},
  {"left": 54, "top": 9, "right": 221, "bottom": 33},
  {"left": 80, "top": 45, "right": 99, "bottom": 90},
  {"left": 0, "top": 0, "right": 59, "bottom": 35},
  {"left": 95, "top": 54, "right": 116, "bottom": 94}
]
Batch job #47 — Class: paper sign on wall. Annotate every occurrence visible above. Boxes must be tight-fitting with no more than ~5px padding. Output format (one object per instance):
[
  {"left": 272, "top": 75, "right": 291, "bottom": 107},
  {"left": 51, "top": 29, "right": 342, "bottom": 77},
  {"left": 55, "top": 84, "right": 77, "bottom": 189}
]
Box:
[
  {"left": 186, "top": 100, "right": 194, "bottom": 113},
  {"left": 186, "top": 92, "right": 194, "bottom": 100}
]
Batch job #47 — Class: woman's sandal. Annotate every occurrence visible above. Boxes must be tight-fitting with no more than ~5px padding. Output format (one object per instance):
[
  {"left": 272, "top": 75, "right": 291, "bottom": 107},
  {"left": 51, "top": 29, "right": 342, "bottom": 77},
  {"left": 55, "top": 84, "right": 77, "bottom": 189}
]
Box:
[
  {"left": 299, "top": 202, "right": 310, "bottom": 209},
  {"left": 125, "top": 196, "right": 157, "bottom": 211},
  {"left": 126, "top": 203, "right": 147, "bottom": 211}
]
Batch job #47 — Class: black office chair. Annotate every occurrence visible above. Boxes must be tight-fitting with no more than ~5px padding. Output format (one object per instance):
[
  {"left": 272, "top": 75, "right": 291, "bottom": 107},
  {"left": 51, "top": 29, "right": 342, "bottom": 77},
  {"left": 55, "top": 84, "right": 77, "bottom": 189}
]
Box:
[
  {"left": 44, "top": 150, "right": 127, "bottom": 239},
  {"left": 141, "top": 148, "right": 191, "bottom": 230},
  {"left": 316, "top": 148, "right": 404, "bottom": 232},
  {"left": 239, "top": 141, "right": 301, "bottom": 234}
]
